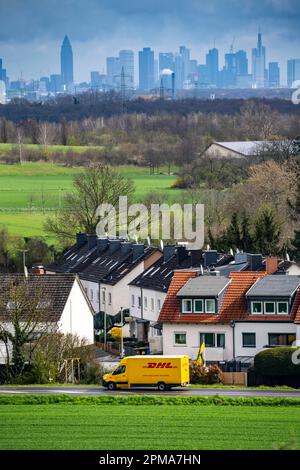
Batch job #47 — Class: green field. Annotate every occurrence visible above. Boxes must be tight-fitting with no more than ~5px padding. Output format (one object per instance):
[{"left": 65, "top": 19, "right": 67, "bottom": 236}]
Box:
[
  {"left": 0, "top": 163, "right": 178, "bottom": 237},
  {"left": 0, "top": 143, "right": 103, "bottom": 153},
  {"left": 0, "top": 401, "right": 299, "bottom": 450}
]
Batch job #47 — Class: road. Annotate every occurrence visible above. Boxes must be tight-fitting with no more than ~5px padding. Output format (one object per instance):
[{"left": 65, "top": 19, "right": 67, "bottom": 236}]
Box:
[{"left": 0, "top": 386, "right": 300, "bottom": 398}]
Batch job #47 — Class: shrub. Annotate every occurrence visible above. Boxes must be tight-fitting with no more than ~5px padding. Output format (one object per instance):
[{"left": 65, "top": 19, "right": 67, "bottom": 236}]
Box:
[
  {"left": 81, "top": 363, "right": 105, "bottom": 385},
  {"left": 189, "top": 361, "right": 222, "bottom": 384},
  {"left": 254, "top": 347, "right": 300, "bottom": 377}
]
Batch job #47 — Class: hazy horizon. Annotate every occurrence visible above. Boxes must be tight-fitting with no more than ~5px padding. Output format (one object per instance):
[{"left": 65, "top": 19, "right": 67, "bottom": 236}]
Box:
[{"left": 0, "top": 0, "right": 299, "bottom": 84}]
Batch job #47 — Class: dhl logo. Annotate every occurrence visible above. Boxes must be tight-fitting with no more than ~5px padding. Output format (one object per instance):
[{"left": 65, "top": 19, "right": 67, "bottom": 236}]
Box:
[{"left": 143, "top": 362, "right": 176, "bottom": 369}]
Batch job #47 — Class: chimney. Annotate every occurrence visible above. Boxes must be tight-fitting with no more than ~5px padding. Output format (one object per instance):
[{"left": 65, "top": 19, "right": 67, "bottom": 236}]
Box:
[
  {"left": 32, "top": 265, "right": 45, "bottom": 275},
  {"left": 132, "top": 243, "right": 145, "bottom": 261},
  {"left": 163, "top": 245, "right": 176, "bottom": 262},
  {"left": 108, "top": 239, "right": 121, "bottom": 254},
  {"left": 266, "top": 256, "right": 279, "bottom": 275},
  {"left": 247, "top": 254, "right": 263, "bottom": 271},
  {"left": 176, "top": 246, "right": 187, "bottom": 265},
  {"left": 190, "top": 249, "right": 203, "bottom": 267},
  {"left": 87, "top": 234, "right": 97, "bottom": 251},
  {"left": 203, "top": 250, "right": 218, "bottom": 268},
  {"left": 76, "top": 233, "right": 87, "bottom": 249},
  {"left": 234, "top": 252, "right": 248, "bottom": 264},
  {"left": 97, "top": 237, "right": 109, "bottom": 254},
  {"left": 121, "top": 241, "right": 133, "bottom": 256}
]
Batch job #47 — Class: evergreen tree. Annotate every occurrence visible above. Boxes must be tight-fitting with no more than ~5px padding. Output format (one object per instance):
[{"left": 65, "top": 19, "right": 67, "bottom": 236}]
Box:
[
  {"left": 254, "top": 205, "right": 281, "bottom": 255},
  {"left": 226, "top": 212, "right": 241, "bottom": 250},
  {"left": 240, "top": 213, "right": 254, "bottom": 252},
  {"left": 291, "top": 230, "right": 300, "bottom": 262}
]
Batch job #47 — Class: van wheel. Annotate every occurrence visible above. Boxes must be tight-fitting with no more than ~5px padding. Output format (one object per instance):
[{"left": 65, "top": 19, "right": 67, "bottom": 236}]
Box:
[
  {"left": 107, "top": 382, "right": 116, "bottom": 391},
  {"left": 157, "top": 382, "right": 167, "bottom": 391}
]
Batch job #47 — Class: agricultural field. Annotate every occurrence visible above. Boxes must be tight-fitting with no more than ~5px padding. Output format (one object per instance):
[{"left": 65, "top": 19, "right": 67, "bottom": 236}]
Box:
[
  {"left": 0, "top": 163, "right": 178, "bottom": 238},
  {"left": 0, "top": 143, "right": 103, "bottom": 153},
  {"left": 0, "top": 399, "right": 299, "bottom": 450}
]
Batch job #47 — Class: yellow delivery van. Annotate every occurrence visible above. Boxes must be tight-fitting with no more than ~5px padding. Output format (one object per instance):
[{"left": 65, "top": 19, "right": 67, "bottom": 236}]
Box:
[{"left": 102, "top": 355, "right": 189, "bottom": 391}]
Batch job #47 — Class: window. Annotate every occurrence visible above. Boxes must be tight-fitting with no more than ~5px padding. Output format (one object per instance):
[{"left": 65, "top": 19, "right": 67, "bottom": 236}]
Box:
[
  {"left": 200, "top": 333, "right": 215, "bottom": 347},
  {"left": 277, "top": 302, "right": 288, "bottom": 315},
  {"left": 217, "top": 333, "right": 225, "bottom": 348},
  {"left": 90, "top": 289, "right": 94, "bottom": 300},
  {"left": 112, "top": 365, "right": 126, "bottom": 375},
  {"left": 265, "top": 301, "right": 275, "bottom": 315},
  {"left": 268, "top": 333, "right": 296, "bottom": 347},
  {"left": 200, "top": 333, "right": 225, "bottom": 348},
  {"left": 194, "top": 299, "right": 204, "bottom": 313},
  {"left": 102, "top": 290, "right": 106, "bottom": 304},
  {"left": 131, "top": 294, "right": 135, "bottom": 307},
  {"left": 108, "top": 293, "right": 112, "bottom": 305},
  {"left": 138, "top": 296, "right": 141, "bottom": 308},
  {"left": 251, "top": 301, "right": 262, "bottom": 314},
  {"left": 182, "top": 299, "right": 192, "bottom": 313},
  {"left": 242, "top": 333, "right": 256, "bottom": 348},
  {"left": 151, "top": 298, "right": 154, "bottom": 311},
  {"left": 174, "top": 332, "right": 186, "bottom": 345},
  {"left": 205, "top": 299, "right": 215, "bottom": 314},
  {"left": 144, "top": 296, "right": 148, "bottom": 309},
  {"left": 157, "top": 299, "right": 161, "bottom": 312}
]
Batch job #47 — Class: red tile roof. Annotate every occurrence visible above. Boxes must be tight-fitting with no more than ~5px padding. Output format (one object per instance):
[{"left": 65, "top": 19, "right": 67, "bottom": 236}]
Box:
[{"left": 159, "top": 270, "right": 297, "bottom": 324}]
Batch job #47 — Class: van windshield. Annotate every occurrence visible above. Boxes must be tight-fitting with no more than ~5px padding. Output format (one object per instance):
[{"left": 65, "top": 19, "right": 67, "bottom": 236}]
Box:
[{"left": 112, "top": 365, "right": 126, "bottom": 375}]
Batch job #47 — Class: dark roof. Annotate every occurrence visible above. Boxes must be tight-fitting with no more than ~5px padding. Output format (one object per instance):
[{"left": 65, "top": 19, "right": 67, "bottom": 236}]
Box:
[
  {"left": 129, "top": 249, "right": 203, "bottom": 293},
  {"left": 47, "top": 243, "right": 98, "bottom": 273},
  {"left": 177, "top": 276, "right": 230, "bottom": 297},
  {"left": 0, "top": 274, "right": 76, "bottom": 322},
  {"left": 246, "top": 275, "right": 300, "bottom": 297},
  {"left": 80, "top": 245, "right": 156, "bottom": 285}
]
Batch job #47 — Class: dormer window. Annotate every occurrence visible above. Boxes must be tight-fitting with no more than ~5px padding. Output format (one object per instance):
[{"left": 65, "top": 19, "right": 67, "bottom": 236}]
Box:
[
  {"left": 250, "top": 300, "right": 289, "bottom": 315},
  {"left": 264, "top": 301, "right": 275, "bottom": 315},
  {"left": 277, "top": 302, "right": 288, "bottom": 315},
  {"left": 205, "top": 299, "right": 216, "bottom": 314},
  {"left": 194, "top": 299, "right": 204, "bottom": 313},
  {"left": 182, "top": 299, "right": 192, "bottom": 313},
  {"left": 251, "top": 302, "right": 262, "bottom": 314}
]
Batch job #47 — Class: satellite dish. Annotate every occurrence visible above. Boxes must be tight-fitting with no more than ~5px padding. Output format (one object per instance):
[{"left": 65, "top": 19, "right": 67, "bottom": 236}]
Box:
[{"left": 286, "top": 252, "right": 290, "bottom": 262}]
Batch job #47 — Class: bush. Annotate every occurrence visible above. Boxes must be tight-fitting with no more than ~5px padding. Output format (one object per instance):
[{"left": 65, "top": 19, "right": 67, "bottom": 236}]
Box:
[
  {"left": 254, "top": 347, "right": 300, "bottom": 377},
  {"left": 189, "top": 361, "right": 222, "bottom": 384},
  {"left": 81, "top": 363, "right": 105, "bottom": 384}
]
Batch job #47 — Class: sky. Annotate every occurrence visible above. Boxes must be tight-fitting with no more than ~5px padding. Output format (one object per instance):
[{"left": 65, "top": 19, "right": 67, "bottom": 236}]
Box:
[{"left": 0, "top": 0, "right": 299, "bottom": 84}]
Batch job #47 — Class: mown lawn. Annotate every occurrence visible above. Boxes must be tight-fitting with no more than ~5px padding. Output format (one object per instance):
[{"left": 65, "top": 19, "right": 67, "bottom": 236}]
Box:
[{"left": 0, "top": 402, "right": 299, "bottom": 450}]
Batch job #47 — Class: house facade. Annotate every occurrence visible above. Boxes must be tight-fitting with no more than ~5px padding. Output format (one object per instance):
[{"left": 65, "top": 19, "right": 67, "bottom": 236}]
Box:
[
  {"left": 0, "top": 273, "right": 94, "bottom": 364},
  {"left": 159, "top": 271, "right": 300, "bottom": 365}
]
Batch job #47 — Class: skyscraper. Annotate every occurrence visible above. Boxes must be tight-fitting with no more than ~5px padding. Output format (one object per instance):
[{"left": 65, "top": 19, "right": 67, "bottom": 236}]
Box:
[
  {"left": 119, "top": 50, "right": 134, "bottom": 88},
  {"left": 138, "top": 48, "right": 154, "bottom": 91},
  {"left": 179, "top": 46, "right": 190, "bottom": 81},
  {"left": 60, "top": 35, "right": 74, "bottom": 88},
  {"left": 106, "top": 57, "right": 120, "bottom": 87},
  {"left": 159, "top": 53, "right": 174, "bottom": 74},
  {"left": 268, "top": 62, "right": 280, "bottom": 87},
  {"left": 206, "top": 48, "right": 219, "bottom": 86},
  {"left": 252, "top": 31, "right": 266, "bottom": 88},
  {"left": 287, "top": 59, "right": 300, "bottom": 87}
]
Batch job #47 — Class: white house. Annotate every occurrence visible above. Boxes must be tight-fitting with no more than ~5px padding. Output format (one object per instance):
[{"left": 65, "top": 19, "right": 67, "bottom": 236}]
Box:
[
  {"left": 0, "top": 273, "right": 94, "bottom": 364},
  {"left": 158, "top": 270, "right": 300, "bottom": 366}
]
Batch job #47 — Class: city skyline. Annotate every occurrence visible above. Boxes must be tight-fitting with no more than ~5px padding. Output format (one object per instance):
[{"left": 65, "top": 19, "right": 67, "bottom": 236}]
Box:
[{"left": 0, "top": 0, "right": 299, "bottom": 84}]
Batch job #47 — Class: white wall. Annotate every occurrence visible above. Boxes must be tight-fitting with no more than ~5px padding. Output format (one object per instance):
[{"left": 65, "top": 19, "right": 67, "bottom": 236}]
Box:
[
  {"left": 80, "top": 279, "right": 99, "bottom": 313},
  {"left": 234, "top": 322, "right": 297, "bottom": 358},
  {"left": 129, "top": 285, "right": 166, "bottom": 325},
  {"left": 59, "top": 279, "right": 94, "bottom": 344},
  {"left": 162, "top": 323, "right": 233, "bottom": 361}
]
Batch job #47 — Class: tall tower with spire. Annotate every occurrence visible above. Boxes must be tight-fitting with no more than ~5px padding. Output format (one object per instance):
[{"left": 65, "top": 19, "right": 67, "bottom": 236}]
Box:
[
  {"left": 252, "top": 29, "right": 266, "bottom": 88},
  {"left": 60, "top": 35, "right": 74, "bottom": 88}
]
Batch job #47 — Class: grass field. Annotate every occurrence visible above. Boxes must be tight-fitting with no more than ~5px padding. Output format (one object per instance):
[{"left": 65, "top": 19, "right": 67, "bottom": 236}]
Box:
[
  {"left": 0, "top": 163, "right": 178, "bottom": 237},
  {"left": 0, "top": 143, "right": 103, "bottom": 153},
  {"left": 0, "top": 400, "right": 299, "bottom": 450}
]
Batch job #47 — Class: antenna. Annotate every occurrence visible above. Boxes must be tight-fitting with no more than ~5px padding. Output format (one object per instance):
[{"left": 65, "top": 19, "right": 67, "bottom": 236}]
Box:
[
  {"left": 286, "top": 252, "right": 290, "bottom": 262},
  {"left": 206, "top": 244, "right": 210, "bottom": 251},
  {"left": 230, "top": 248, "right": 234, "bottom": 256},
  {"left": 200, "top": 265, "right": 204, "bottom": 276},
  {"left": 160, "top": 240, "right": 164, "bottom": 251}
]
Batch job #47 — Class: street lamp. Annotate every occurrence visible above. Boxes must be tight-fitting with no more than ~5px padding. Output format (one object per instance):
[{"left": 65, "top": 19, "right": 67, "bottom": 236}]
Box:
[
  {"left": 120, "top": 306, "right": 124, "bottom": 358},
  {"left": 102, "top": 287, "right": 107, "bottom": 351}
]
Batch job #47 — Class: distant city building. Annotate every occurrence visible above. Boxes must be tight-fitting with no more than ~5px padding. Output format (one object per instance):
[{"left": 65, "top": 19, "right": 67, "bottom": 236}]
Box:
[
  {"left": 60, "top": 35, "right": 74, "bottom": 88},
  {"left": 252, "top": 32, "right": 266, "bottom": 88},
  {"left": 179, "top": 46, "right": 190, "bottom": 81},
  {"left": 159, "top": 53, "right": 174, "bottom": 74},
  {"left": 50, "top": 74, "right": 62, "bottom": 93},
  {"left": 287, "top": 59, "right": 300, "bottom": 87},
  {"left": 268, "top": 62, "right": 280, "bottom": 88},
  {"left": 174, "top": 53, "right": 184, "bottom": 90},
  {"left": 106, "top": 56, "right": 120, "bottom": 87},
  {"left": 138, "top": 47, "right": 154, "bottom": 91},
  {"left": 0, "top": 58, "right": 7, "bottom": 86},
  {"left": 206, "top": 48, "right": 219, "bottom": 87},
  {"left": 0, "top": 80, "right": 6, "bottom": 104},
  {"left": 198, "top": 64, "right": 210, "bottom": 87},
  {"left": 119, "top": 50, "right": 134, "bottom": 88}
]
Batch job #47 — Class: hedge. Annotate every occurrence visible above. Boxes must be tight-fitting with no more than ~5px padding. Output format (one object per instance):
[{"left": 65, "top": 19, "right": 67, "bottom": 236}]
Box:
[{"left": 254, "top": 347, "right": 300, "bottom": 377}]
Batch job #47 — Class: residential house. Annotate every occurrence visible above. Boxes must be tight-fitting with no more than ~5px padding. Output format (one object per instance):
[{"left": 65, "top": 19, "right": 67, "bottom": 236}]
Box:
[
  {"left": 0, "top": 273, "right": 94, "bottom": 364},
  {"left": 158, "top": 270, "right": 300, "bottom": 366}
]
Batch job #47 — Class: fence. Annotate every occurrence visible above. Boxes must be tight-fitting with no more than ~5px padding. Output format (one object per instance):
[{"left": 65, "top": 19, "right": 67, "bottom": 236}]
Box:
[{"left": 221, "top": 372, "right": 247, "bottom": 386}]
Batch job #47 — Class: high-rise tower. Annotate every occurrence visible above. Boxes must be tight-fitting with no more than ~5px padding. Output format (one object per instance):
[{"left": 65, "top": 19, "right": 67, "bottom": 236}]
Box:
[{"left": 60, "top": 35, "right": 74, "bottom": 88}]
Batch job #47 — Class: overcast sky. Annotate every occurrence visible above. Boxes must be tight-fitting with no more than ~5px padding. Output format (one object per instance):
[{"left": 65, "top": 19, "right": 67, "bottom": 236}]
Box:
[{"left": 0, "top": 0, "right": 299, "bottom": 84}]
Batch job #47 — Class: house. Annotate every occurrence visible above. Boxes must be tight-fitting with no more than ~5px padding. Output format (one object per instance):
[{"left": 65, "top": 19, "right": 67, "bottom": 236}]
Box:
[
  {"left": 0, "top": 273, "right": 94, "bottom": 364},
  {"left": 158, "top": 270, "right": 300, "bottom": 366},
  {"left": 47, "top": 234, "right": 161, "bottom": 315},
  {"left": 203, "top": 141, "right": 267, "bottom": 159}
]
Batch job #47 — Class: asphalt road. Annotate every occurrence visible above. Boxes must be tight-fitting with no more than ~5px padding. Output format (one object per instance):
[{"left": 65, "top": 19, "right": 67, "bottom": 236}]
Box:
[{"left": 0, "top": 386, "right": 300, "bottom": 398}]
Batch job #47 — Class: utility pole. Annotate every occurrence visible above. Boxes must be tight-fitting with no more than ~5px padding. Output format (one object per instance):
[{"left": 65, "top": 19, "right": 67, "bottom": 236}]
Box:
[
  {"left": 102, "top": 286, "right": 107, "bottom": 351},
  {"left": 159, "top": 78, "right": 165, "bottom": 101},
  {"left": 120, "top": 306, "right": 124, "bottom": 358}
]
